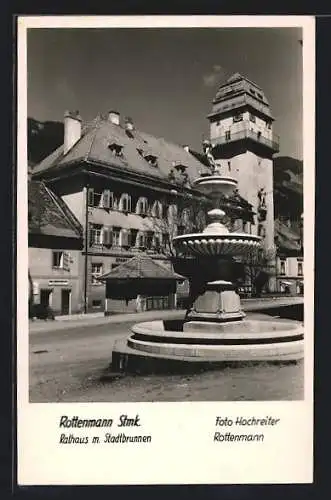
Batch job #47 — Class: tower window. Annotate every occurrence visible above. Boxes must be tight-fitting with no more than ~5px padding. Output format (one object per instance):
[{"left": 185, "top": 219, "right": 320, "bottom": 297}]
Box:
[
  {"left": 233, "top": 113, "right": 243, "bottom": 123},
  {"left": 228, "top": 161, "right": 231, "bottom": 171},
  {"left": 249, "top": 113, "right": 256, "bottom": 123},
  {"left": 225, "top": 131, "right": 231, "bottom": 141}
]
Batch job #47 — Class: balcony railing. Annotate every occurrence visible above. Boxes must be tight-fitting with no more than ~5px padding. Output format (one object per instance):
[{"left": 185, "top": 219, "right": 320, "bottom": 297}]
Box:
[
  {"left": 88, "top": 243, "right": 164, "bottom": 255},
  {"left": 212, "top": 125, "right": 279, "bottom": 153}
]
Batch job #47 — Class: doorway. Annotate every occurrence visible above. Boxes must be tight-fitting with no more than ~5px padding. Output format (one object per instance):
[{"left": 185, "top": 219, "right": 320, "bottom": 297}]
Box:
[
  {"left": 40, "top": 289, "right": 52, "bottom": 307},
  {"left": 61, "top": 289, "right": 71, "bottom": 315}
]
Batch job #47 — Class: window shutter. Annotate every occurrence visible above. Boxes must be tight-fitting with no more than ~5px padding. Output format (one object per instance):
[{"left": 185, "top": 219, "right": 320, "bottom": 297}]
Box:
[
  {"left": 87, "top": 188, "right": 94, "bottom": 206},
  {"left": 88, "top": 223, "right": 93, "bottom": 247},
  {"left": 63, "top": 251, "right": 70, "bottom": 271},
  {"left": 102, "top": 190, "right": 111, "bottom": 209},
  {"left": 103, "top": 226, "right": 112, "bottom": 246},
  {"left": 121, "top": 230, "right": 129, "bottom": 247}
]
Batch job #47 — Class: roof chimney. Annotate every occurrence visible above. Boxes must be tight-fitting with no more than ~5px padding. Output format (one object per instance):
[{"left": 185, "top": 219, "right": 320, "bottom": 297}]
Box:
[
  {"left": 108, "top": 110, "right": 120, "bottom": 125},
  {"left": 125, "top": 116, "right": 134, "bottom": 131},
  {"left": 64, "top": 110, "right": 82, "bottom": 155}
]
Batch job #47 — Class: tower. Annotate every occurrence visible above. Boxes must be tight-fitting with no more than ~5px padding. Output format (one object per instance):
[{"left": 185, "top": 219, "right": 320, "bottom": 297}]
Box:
[{"left": 208, "top": 73, "right": 279, "bottom": 256}]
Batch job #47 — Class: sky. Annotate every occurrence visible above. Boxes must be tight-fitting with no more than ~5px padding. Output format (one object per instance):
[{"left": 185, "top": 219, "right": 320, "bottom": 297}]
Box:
[{"left": 27, "top": 27, "right": 303, "bottom": 160}]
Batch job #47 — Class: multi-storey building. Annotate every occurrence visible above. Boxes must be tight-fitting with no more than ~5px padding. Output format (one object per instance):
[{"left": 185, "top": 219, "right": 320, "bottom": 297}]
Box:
[
  {"left": 32, "top": 111, "right": 214, "bottom": 312},
  {"left": 28, "top": 180, "right": 83, "bottom": 315},
  {"left": 207, "top": 72, "right": 280, "bottom": 290}
]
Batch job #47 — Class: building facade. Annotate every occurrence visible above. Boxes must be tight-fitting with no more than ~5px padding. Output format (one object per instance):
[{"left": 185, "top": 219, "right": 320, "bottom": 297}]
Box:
[
  {"left": 28, "top": 180, "right": 83, "bottom": 315},
  {"left": 32, "top": 111, "right": 214, "bottom": 313}
]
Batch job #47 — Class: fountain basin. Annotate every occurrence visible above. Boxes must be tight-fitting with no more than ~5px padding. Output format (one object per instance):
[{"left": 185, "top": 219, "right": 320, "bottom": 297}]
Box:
[
  {"left": 111, "top": 318, "right": 304, "bottom": 373},
  {"left": 173, "top": 233, "right": 261, "bottom": 257}
]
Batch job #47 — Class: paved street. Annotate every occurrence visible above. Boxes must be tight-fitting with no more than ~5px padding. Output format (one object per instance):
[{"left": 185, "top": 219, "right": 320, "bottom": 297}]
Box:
[{"left": 29, "top": 307, "right": 304, "bottom": 403}]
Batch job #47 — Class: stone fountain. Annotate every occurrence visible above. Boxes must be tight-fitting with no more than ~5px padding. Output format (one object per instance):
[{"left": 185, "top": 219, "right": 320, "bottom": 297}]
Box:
[{"left": 111, "top": 144, "right": 304, "bottom": 373}]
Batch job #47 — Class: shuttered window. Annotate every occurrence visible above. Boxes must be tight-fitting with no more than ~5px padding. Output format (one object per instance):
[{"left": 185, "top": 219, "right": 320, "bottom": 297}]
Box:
[{"left": 102, "top": 190, "right": 113, "bottom": 209}]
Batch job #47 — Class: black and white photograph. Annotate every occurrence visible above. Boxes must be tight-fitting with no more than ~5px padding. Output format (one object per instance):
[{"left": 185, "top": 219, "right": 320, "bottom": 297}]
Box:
[
  {"left": 26, "top": 24, "right": 307, "bottom": 403},
  {"left": 17, "top": 15, "right": 314, "bottom": 486}
]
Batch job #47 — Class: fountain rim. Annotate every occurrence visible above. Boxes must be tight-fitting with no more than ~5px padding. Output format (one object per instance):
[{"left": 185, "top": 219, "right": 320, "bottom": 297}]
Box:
[
  {"left": 173, "top": 232, "right": 262, "bottom": 242},
  {"left": 193, "top": 175, "right": 238, "bottom": 183}
]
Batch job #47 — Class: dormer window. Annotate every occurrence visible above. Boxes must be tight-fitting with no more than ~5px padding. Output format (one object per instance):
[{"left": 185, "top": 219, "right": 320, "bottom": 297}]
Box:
[
  {"left": 120, "top": 193, "right": 131, "bottom": 213},
  {"left": 174, "top": 163, "right": 188, "bottom": 175},
  {"left": 108, "top": 142, "right": 124, "bottom": 157},
  {"left": 136, "top": 197, "right": 148, "bottom": 215},
  {"left": 144, "top": 153, "right": 158, "bottom": 167},
  {"left": 168, "top": 169, "right": 176, "bottom": 182}
]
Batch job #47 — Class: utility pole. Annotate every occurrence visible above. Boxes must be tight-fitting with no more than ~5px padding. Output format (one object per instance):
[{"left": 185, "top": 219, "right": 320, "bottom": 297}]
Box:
[{"left": 84, "top": 183, "right": 89, "bottom": 314}]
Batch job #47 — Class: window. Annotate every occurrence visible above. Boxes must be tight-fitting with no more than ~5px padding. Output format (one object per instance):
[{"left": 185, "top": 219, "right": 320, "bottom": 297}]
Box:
[
  {"left": 92, "top": 300, "right": 102, "bottom": 307},
  {"left": 256, "top": 92, "right": 263, "bottom": 100},
  {"left": 228, "top": 160, "right": 231, "bottom": 171},
  {"left": 90, "top": 224, "right": 103, "bottom": 246},
  {"left": 280, "top": 260, "right": 286, "bottom": 276},
  {"left": 225, "top": 131, "right": 231, "bottom": 141},
  {"left": 258, "top": 224, "right": 266, "bottom": 238},
  {"left": 154, "top": 234, "right": 162, "bottom": 252},
  {"left": 102, "top": 190, "right": 113, "bottom": 209},
  {"left": 146, "top": 231, "right": 154, "bottom": 249},
  {"left": 108, "top": 142, "right": 124, "bottom": 157},
  {"left": 88, "top": 189, "right": 114, "bottom": 209},
  {"left": 266, "top": 121, "right": 272, "bottom": 129},
  {"left": 52, "top": 251, "right": 64, "bottom": 268},
  {"left": 168, "top": 204, "right": 178, "bottom": 220},
  {"left": 298, "top": 261, "right": 303, "bottom": 276},
  {"left": 144, "top": 154, "right": 158, "bottom": 167},
  {"left": 137, "top": 232, "right": 146, "bottom": 248},
  {"left": 233, "top": 113, "right": 243, "bottom": 123},
  {"left": 91, "top": 263, "right": 103, "bottom": 284},
  {"left": 121, "top": 194, "right": 131, "bottom": 213},
  {"left": 153, "top": 201, "right": 162, "bottom": 218},
  {"left": 88, "top": 189, "right": 102, "bottom": 208},
  {"left": 137, "top": 197, "right": 148, "bottom": 215},
  {"left": 130, "top": 229, "right": 138, "bottom": 247},
  {"left": 162, "top": 232, "right": 169, "bottom": 249},
  {"left": 249, "top": 113, "right": 256, "bottom": 123},
  {"left": 112, "top": 227, "right": 121, "bottom": 247}
]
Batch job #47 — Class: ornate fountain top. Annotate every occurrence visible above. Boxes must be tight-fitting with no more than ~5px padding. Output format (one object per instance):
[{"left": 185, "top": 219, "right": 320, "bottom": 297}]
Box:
[{"left": 202, "top": 140, "right": 221, "bottom": 175}]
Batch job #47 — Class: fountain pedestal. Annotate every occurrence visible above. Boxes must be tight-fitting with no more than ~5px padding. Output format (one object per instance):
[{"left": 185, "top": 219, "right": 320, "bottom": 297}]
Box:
[{"left": 185, "top": 280, "right": 245, "bottom": 325}]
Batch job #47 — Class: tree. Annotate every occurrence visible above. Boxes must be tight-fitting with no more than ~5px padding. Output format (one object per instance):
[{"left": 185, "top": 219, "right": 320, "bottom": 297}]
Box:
[
  {"left": 238, "top": 246, "right": 277, "bottom": 297},
  {"left": 152, "top": 191, "right": 212, "bottom": 256}
]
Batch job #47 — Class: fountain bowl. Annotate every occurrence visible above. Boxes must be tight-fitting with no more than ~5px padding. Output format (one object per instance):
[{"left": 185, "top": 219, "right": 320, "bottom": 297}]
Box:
[
  {"left": 173, "top": 232, "right": 261, "bottom": 257},
  {"left": 111, "top": 317, "right": 304, "bottom": 374}
]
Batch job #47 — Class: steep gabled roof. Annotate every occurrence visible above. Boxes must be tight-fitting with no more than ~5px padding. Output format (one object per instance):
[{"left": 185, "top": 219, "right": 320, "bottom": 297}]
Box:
[
  {"left": 32, "top": 116, "right": 210, "bottom": 185},
  {"left": 28, "top": 180, "right": 83, "bottom": 239}
]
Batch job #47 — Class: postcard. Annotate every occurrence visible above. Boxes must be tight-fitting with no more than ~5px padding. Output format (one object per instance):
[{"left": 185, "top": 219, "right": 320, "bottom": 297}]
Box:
[{"left": 17, "top": 15, "right": 314, "bottom": 485}]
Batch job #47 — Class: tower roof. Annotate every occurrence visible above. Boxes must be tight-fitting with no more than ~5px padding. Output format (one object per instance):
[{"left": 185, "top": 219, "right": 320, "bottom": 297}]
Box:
[{"left": 209, "top": 72, "right": 273, "bottom": 120}]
